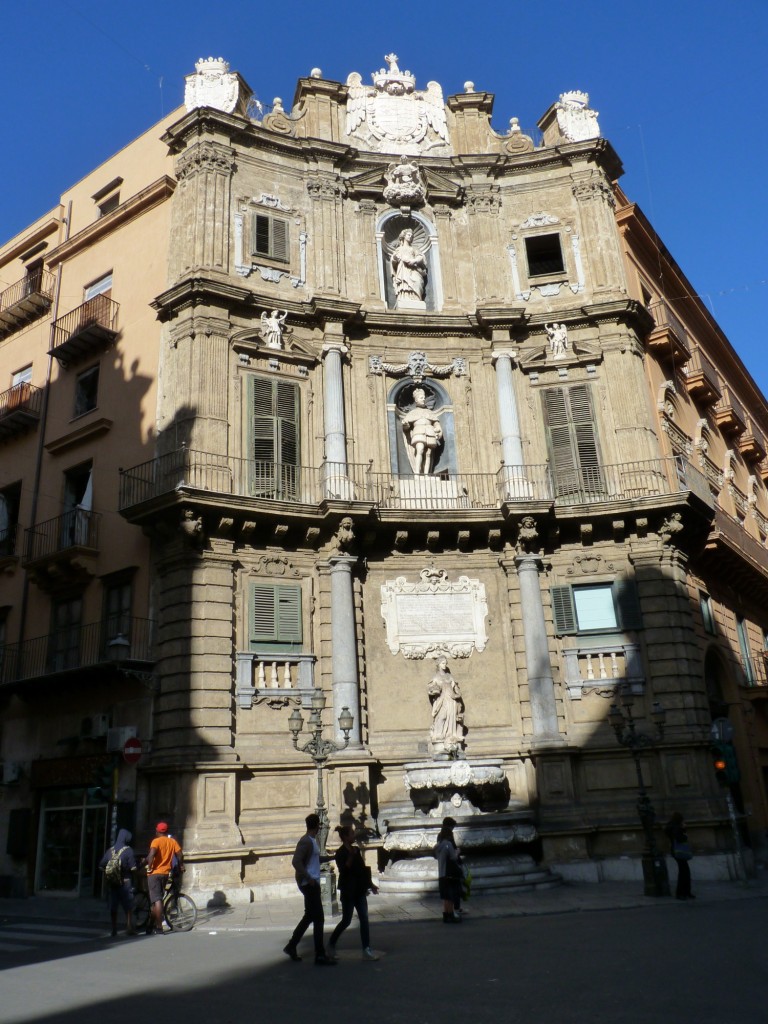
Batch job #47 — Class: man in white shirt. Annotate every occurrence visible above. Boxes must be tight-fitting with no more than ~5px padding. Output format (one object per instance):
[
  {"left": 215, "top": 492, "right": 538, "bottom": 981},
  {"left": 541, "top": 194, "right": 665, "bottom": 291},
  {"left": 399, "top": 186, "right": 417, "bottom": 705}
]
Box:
[{"left": 283, "top": 813, "right": 336, "bottom": 965}]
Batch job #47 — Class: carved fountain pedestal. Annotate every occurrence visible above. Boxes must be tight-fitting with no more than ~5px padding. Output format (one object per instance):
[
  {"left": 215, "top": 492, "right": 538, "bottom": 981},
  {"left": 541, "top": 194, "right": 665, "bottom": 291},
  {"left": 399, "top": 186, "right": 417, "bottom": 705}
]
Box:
[{"left": 378, "top": 758, "right": 561, "bottom": 894}]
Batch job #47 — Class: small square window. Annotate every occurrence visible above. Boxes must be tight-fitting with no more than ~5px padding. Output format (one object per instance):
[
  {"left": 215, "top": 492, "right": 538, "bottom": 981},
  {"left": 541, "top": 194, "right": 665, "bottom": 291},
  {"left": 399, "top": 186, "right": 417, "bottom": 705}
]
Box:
[
  {"left": 74, "top": 366, "right": 99, "bottom": 417},
  {"left": 97, "top": 193, "right": 120, "bottom": 218},
  {"left": 573, "top": 585, "right": 618, "bottom": 631},
  {"left": 251, "top": 214, "right": 290, "bottom": 263},
  {"left": 84, "top": 273, "right": 113, "bottom": 301},
  {"left": 525, "top": 233, "right": 565, "bottom": 277},
  {"left": 12, "top": 366, "right": 32, "bottom": 387}
]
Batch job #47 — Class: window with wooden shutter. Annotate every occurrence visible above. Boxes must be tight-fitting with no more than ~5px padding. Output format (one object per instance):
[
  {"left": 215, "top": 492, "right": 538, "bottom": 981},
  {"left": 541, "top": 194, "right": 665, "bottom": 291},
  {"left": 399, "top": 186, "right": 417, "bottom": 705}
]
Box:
[
  {"left": 551, "top": 585, "right": 577, "bottom": 635},
  {"left": 251, "top": 213, "right": 290, "bottom": 263},
  {"left": 248, "top": 375, "right": 300, "bottom": 498},
  {"left": 551, "top": 580, "right": 643, "bottom": 635},
  {"left": 541, "top": 385, "right": 603, "bottom": 500},
  {"left": 250, "top": 584, "right": 302, "bottom": 651}
]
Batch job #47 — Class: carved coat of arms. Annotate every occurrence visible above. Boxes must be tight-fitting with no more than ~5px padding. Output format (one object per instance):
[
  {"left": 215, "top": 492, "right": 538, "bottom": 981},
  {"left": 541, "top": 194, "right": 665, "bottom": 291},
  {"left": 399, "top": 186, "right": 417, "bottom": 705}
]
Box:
[
  {"left": 345, "top": 54, "right": 449, "bottom": 154},
  {"left": 555, "top": 90, "right": 601, "bottom": 142},
  {"left": 185, "top": 57, "right": 240, "bottom": 114}
]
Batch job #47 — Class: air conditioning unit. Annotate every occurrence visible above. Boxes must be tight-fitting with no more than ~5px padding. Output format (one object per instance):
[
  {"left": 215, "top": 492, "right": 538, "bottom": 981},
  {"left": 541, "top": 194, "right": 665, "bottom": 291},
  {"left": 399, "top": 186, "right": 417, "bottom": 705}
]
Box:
[
  {"left": 80, "top": 714, "right": 109, "bottom": 739},
  {"left": 107, "top": 725, "right": 137, "bottom": 753},
  {"left": 2, "top": 761, "right": 22, "bottom": 785}
]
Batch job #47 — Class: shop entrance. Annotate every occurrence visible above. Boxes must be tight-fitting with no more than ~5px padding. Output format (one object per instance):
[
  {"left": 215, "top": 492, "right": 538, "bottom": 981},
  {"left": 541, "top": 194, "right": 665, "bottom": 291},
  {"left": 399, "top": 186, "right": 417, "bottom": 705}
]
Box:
[{"left": 35, "top": 788, "right": 108, "bottom": 896}]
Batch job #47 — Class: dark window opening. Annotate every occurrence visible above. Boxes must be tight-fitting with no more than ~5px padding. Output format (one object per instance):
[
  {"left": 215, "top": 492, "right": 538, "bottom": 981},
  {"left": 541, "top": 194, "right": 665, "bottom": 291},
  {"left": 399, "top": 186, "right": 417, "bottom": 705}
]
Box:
[
  {"left": 525, "top": 233, "right": 565, "bottom": 277},
  {"left": 74, "top": 366, "right": 99, "bottom": 417},
  {"left": 97, "top": 193, "right": 120, "bottom": 218},
  {"left": 0, "top": 481, "right": 20, "bottom": 558}
]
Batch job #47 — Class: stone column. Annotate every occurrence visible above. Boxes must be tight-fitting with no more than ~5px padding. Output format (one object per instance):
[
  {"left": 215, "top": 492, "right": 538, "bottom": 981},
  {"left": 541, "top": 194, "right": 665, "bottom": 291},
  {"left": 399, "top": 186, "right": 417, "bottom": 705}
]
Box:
[
  {"left": 492, "top": 347, "right": 530, "bottom": 497},
  {"left": 322, "top": 338, "right": 350, "bottom": 496},
  {"left": 515, "top": 553, "right": 560, "bottom": 744},
  {"left": 329, "top": 554, "right": 361, "bottom": 746}
]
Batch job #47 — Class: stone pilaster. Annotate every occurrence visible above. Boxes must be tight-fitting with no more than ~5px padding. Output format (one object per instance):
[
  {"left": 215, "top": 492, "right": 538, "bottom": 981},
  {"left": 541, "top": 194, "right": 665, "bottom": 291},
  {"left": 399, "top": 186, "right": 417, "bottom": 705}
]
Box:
[
  {"left": 307, "top": 176, "right": 346, "bottom": 294},
  {"left": 570, "top": 168, "right": 622, "bottom": 294},
  {"left": 171, "top": 140, "right": 235, "bottom": 279},
  {"left": 466, "top": 189, "right": 503, "bottom": 301}
]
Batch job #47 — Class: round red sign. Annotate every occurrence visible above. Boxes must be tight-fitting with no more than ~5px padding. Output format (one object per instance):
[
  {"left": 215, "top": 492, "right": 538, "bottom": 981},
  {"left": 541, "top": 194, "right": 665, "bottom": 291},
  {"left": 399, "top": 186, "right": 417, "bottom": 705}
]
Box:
[{"left": 123, "top": 737, "right": 142, "bottom": 764}]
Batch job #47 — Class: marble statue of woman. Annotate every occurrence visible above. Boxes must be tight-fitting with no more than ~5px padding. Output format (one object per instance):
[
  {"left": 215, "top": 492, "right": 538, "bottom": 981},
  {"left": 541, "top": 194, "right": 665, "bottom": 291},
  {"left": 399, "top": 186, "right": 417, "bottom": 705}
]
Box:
[
  {"left": 428, "top": 657, "right": 465, "bottom": 757},
  {"left": 260, "top": 309, "right": 288, "bottom": 349},
  {"left": 401, "top": 387, "right": 443, "bottom": 475},
  {"left": 390, "top": 228, "right": 427, "bottom": 307}
]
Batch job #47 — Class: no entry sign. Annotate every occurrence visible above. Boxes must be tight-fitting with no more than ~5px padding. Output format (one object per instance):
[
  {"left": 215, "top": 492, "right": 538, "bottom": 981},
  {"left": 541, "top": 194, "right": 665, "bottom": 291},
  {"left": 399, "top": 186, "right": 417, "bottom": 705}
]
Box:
[{"left": 123, "top": 737, "right": 142, "bottom": 764}]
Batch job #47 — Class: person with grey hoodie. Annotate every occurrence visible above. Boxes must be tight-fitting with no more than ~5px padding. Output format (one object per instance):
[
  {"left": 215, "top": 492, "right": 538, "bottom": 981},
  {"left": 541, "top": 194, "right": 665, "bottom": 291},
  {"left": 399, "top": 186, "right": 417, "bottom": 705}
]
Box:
[{"left": 99, "top": 828, "right": 138, "bottom": 937}]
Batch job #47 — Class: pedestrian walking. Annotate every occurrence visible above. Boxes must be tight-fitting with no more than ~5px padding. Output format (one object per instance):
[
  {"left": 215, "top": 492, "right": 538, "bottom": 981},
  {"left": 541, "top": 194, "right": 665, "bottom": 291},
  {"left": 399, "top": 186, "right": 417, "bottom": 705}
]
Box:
[
  {"left": 435, "top": 816, "right": 463, "bottom": 923},
  {"left": 665, "top": 811, "right": 695, "bottom": 900},
  {"left": 99, "top": 828, "right": 138, "bottom": 937},
  {"left": 328, "top": 823, "right": 380, "bottom": 961},
  {"left": 283, "top": 813, "right": 336, "bottom": 965},
  {"left": 145, "top": 822, "right": 184, "bottom": 934}
]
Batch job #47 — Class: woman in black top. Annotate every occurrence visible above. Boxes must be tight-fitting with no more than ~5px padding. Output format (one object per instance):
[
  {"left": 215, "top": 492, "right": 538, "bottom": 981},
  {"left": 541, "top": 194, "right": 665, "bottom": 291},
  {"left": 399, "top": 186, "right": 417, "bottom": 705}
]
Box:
[
  {"left": 665, "top": 811, "right": 695, "bottom": 900},
  {"left": 328, "top": 823, "right": 379, "bottom": 961}
]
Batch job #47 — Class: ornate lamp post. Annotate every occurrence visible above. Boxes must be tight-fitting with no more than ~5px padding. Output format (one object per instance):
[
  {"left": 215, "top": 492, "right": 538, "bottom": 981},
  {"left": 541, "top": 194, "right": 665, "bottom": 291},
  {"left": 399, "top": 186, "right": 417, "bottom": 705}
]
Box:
[
  {"left": 608, "top": 693, "right": 670, "bottom": 898},
  {"left": 288, "top": 690, "right": 354, "bottom": 912}
]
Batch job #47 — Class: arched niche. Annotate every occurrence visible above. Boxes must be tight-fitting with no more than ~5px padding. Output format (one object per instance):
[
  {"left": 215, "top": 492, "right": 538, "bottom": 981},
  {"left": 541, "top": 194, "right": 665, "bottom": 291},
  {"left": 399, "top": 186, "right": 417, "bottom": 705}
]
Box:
[
  {"left": 376, "top": 212, "right": 442, "bottom": 312},
  {"left": 387, "top": 378, "right": 456, "bottom": 477}
]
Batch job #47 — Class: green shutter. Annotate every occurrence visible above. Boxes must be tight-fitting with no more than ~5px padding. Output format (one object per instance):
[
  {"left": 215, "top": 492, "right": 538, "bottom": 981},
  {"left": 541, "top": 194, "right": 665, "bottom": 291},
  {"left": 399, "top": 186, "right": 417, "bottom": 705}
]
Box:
[
  {"left": 542, "top": 388, "right": 579, "bottom": 496},
  {"left": 250, "top": 584, "right": 302, "bottom": 650},
  {"left": 272, "top": 218, "right": 289, "bottom": 262},
  {"left": 251, "top": 214, "right": 289, "bottom": 262},
  {"left": 253, "top": 214, "right": 270, "bottom": 256},
  {"left": 551, "top": 585, "right": 577, "bottom": 635},
  {"left": 542, "top": 385, "right": 602, "bottom": 499},
  {"left": 568, "top": 385, "right": 603, "bottom": 495},
  {"left": 613, "top": 579, "right": 643, "bottom": 630},
  {"left": 248, "top": 376, "right": 300, "bottom": 497}
]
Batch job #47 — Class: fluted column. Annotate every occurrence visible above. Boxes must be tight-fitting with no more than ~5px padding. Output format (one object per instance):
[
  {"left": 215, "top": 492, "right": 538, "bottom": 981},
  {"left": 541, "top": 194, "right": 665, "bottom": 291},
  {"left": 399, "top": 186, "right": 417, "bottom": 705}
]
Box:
[
  {"left": 516, "top": 553, "right": 560, "bottom": 744},
  {"left": 492, "top": 348, "right": 524, "bottom": 468},
  {"left": 329, "top": 555, "right": 361, "bottom": 746}
]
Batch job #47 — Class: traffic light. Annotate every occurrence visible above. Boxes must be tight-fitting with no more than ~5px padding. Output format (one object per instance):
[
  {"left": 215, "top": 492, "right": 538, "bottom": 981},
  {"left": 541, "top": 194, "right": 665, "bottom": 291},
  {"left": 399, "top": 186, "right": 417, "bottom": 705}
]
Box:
[
  {"left": 91, "top": 759, "right": 116, "bottom": 801},
  {"left": 711, "top": 742, "right": 740, "bottom": 786}
]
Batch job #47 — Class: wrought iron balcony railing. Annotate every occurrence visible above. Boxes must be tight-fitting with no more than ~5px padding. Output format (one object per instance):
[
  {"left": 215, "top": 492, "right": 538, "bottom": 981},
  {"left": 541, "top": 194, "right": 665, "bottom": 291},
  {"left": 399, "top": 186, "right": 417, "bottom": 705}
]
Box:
[
  {"left": 0, "top": 269, "right": 55, "bottom": 338},
  {"left": 0, "top": 382, "right": 44, "bottom": 439},
  {"left": 0, "top": 617, "right": 154, "bottom": 685},
  {"left": 50, "top": 294, "right": 119, "bottom": 366},
  {"left": 119, "top": 448, "right": 713, "bottom": 515},
  {"left": 23, "top": 508, "right": 100, "bottom": 566}
]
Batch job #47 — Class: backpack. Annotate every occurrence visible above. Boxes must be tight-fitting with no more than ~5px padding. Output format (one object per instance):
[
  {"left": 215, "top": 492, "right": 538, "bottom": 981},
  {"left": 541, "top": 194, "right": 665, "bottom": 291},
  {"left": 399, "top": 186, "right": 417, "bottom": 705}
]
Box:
[{"left": 104, "top": 846, "right": 126, "bottom": 885}]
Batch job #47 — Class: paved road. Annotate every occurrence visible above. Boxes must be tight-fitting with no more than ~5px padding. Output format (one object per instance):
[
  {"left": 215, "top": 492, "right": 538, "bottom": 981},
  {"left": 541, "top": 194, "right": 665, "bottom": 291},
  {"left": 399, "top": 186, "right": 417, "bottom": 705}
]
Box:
[{"left": 1, "top": 898, "right": 764, "bottom": 1024}]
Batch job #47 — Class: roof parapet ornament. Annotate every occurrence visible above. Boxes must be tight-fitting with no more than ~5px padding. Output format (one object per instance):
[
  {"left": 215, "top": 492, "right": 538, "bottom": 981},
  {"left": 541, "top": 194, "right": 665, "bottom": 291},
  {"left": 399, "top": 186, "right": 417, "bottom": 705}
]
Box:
[
  {"left": 185, "top": 56, "right": 244, "bottom": 114},
  {"left": 555, "top": 90, "right": 600, "bottom": 142}
]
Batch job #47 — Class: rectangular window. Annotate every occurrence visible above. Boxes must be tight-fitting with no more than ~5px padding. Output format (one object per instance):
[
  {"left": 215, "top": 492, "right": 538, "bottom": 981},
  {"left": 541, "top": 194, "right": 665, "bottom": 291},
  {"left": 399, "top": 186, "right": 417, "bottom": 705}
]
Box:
[
  {"left": 251, "top": 214, "right": 290, "bottom": 263},
  {"left": 97, "top": 193, "right": 120, "bottom": 218},
  {"left": 49, "top": 596, "right": 83, "bottom": 672},
  {"left": 102, "top": 577, "right": 132, "bottom": 658},
  {"left": 541, "top": 384, "right": 603, "bottom": 498},
  {"left": 525, "top": 233, "right": 565, "bottom": 277},
  {"left": 12, "top": 366, "right": 32, "bottom": 386},
  {"left": 699, "top": 592, "right": 716, "bottom": 635},
  {"left": 0, "top": 482, "right": 21, "bottom": 557},
  {"left": 84, "top": 273, "right": 113, "bottom": 301},
  {"left": 74, "top": 366, "right": 99, "bottom": 417},
  {"left": 249, "top": 375, "right": 300, "bottom": 498},
  {"left": 250, "top": 584, "right": 302, "bottom": 652},
  {"left": 736, "top": 615, "right": 755, "bottom": 686},
  {"left": 551, "top": 580, "right": 642, "bottom": 635},
  {"left": 63, "top": 463, "right": 93, "bottom": 548}
]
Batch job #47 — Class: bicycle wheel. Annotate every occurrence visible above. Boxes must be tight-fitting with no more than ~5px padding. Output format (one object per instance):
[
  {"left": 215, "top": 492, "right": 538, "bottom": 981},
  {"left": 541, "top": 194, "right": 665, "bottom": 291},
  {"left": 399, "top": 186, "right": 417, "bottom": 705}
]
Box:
[
  {"left": 165, "top": 892, "right": 197, "bottom": 931},
  {"left": 133, "top": 891, "right": 151, "bottom": 931}
]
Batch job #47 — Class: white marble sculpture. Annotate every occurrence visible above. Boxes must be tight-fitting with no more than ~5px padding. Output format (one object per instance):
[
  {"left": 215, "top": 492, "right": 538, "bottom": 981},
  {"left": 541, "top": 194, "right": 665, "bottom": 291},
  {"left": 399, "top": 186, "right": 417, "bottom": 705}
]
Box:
[
  {"left": 260, "top": 309, "right": 288, "bottom": 349},
  {"left": 185, "top": 57, "right": 240, "bottom": 114},
  {"left": 383, "top": 156, "right": 426, "bottom": 207},
  {"left": 555, "top": 90, "right": 600, "bottom": 142},
  {"left": 545, "top": 322, "right": 569, "bottom": 359},
  {"left": 345, "top": 53, "right": 449, "bottom": 153},
  {"left": 428, "top": 657, "right": 465, "bottom": 757},
  {"left": 401, "top": 387, "right": 443, "bottom": 474},
  {"left": 390, "top": 228, "right": 428, "bottom": 308}
]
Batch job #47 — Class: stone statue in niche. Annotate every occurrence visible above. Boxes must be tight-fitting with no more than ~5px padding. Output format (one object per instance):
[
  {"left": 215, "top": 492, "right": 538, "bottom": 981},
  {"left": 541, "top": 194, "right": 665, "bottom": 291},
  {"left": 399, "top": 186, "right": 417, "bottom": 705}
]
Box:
[
  {"left": 545, "top": 322, "right": 569, "bottom": 359},
  {"left": 428, "top": 657, "right": 465, "bottom": 758},
  {"left": 401, "top": 386, "right": 443, "bottom": 475},
  {"left": 260, "top": 309, "right": 289, "bottom": 349},
  {"left": 390, "top": 228, "right": 428, "bottom": 308}
]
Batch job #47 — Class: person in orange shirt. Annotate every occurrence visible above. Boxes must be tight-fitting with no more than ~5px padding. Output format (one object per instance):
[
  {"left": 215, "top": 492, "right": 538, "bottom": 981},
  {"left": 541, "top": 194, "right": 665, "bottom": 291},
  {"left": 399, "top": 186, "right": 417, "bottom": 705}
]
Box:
[{"left": 145, "top": 822, "right": 183, "bottom": 935}]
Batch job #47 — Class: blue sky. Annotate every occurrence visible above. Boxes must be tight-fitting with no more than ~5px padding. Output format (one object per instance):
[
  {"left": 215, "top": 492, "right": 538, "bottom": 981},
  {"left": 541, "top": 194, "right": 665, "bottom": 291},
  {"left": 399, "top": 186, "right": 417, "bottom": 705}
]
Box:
[{"left": 4, "top": 1, "right": 767, "bottom": 395}]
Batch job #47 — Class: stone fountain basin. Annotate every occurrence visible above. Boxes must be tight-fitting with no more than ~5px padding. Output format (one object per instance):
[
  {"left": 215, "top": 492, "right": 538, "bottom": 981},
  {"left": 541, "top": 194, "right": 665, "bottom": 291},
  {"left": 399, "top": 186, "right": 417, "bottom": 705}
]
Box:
[
  {"left": 382, "top": 810, "right": 536, "bottom": 852},
  {"left": 403, "top": 758, "right": 506, "bottom": 791}
]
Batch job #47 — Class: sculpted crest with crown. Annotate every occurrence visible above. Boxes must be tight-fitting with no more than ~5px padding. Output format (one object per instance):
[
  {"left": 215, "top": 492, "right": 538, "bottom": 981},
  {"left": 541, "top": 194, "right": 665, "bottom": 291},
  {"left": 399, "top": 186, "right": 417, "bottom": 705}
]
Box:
[{"left": 345, "top": 54, "right": 449, "bottom": 154}]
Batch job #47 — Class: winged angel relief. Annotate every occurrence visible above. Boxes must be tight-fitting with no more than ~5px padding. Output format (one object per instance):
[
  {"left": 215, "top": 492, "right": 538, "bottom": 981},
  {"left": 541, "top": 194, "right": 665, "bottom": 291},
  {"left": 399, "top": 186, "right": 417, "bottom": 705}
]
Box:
[{"left": 344, "top": 54, "right": 449, "bottom": 153}]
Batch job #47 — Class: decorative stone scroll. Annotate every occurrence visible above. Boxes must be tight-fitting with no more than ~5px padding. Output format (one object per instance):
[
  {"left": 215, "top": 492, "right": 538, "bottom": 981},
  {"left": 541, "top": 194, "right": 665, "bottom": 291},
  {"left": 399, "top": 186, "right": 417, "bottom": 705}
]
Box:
[{"left": 380, "top": 566, "right": 489, "bottom": 659}]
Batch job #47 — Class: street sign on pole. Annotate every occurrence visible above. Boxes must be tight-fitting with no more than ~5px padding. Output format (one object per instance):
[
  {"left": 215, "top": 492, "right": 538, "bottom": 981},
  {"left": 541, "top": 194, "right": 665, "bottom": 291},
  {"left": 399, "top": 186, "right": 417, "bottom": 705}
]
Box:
[{"left": 123, "top": 737, "right": 142, "bottom": 764}]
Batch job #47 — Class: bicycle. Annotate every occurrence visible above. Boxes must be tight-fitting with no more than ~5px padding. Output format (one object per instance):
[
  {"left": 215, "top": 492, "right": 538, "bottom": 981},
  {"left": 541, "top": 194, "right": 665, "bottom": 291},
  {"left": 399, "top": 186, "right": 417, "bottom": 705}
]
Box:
[{"left": 133, "top": 875, "right": 198, "bottom": 933}]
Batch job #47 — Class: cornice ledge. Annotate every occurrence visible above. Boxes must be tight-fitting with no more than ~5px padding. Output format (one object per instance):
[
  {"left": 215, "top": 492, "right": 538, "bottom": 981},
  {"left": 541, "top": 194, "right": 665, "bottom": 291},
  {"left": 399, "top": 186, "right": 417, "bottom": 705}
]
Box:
[
  {"left": 303, "top": 296, "right": 362, "bottom": 325},
  {"left": 45, "top": 417, "right": 114, "bottom": 455},
  {"left": 0, "top": 217, "right": 61, "bottom": 268},
  {"left": 46, "top": 177, "right": 176, "bottom": 268},
  {"left": 475, "top": 304, "right": 528, "bottom": 331},
  {"left": 360, "top": 310, "right": 481, "bottom": 335},
  {"left": 579, "top": 298, "right": 647, "bottom": 325},
  {"left": 152, "top": 275, "right": 255, "bottom": 318}
]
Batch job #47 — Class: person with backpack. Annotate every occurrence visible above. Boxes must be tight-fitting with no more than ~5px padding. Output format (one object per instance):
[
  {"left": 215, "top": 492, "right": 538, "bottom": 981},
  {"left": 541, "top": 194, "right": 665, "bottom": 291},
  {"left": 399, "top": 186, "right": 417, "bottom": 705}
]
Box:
[
  {"left": 99, "top": 828, "right": 138, "bottom": 937},
  {"left": 145, "top": 822, "right": 183, "bottom": 935}
]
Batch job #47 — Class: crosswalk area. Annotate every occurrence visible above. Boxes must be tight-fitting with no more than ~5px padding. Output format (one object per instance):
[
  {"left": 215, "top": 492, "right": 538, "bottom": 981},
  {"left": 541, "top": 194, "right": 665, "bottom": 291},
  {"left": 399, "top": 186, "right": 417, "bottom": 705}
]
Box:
[{"left": 0, "top": 920, "right": 107, "bottom": 955}]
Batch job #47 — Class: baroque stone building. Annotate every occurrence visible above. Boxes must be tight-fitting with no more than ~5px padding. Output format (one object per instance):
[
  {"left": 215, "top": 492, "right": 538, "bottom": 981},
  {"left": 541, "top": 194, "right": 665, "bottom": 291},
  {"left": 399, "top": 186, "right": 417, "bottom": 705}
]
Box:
[{"left": 1, "top": 55, "right": 767, "bottom": 900}]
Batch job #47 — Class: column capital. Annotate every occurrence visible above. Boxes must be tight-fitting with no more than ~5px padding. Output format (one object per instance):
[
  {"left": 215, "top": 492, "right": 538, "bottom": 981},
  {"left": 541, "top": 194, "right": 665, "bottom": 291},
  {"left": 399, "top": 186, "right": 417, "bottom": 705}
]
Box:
[
  {"left": 491, "top": 347, "right": 518, "bottom": 366},
  {"left": 322, "top": 340, "right": 350, "bottom": 360},
  {"left": 328, "top": 553, "right": 358, "bottom": 571}
]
